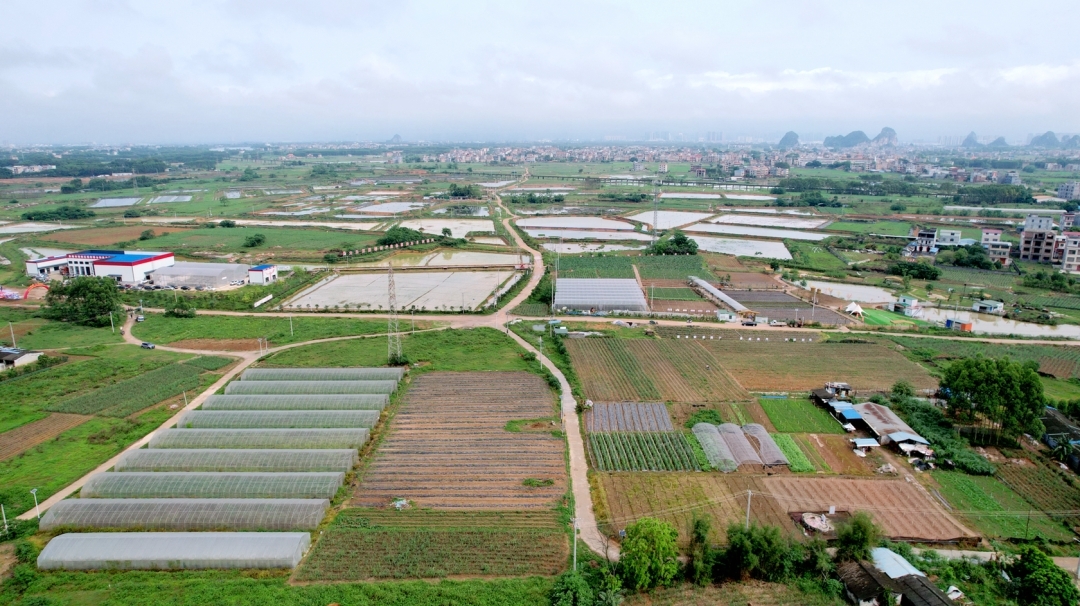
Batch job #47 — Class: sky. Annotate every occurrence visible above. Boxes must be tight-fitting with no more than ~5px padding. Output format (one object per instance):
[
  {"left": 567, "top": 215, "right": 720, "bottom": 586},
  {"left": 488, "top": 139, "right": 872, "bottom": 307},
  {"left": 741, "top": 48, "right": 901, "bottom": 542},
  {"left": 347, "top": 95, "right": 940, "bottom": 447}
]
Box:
[{"left": 2, "top": 0, "right": 1080, "bottom": 145}]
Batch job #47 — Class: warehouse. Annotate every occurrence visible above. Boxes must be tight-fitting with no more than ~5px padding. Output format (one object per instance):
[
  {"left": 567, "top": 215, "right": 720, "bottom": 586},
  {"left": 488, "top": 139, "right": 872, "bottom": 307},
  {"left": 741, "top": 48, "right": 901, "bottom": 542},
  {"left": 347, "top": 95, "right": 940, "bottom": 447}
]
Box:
[
  {"left": 25, "top": 250, "right": 174, "bottom": 283},
  {"left": 553, "top": 278, "right": 648, "bottom": 312},
  {"left": 153, "top": 262, "right": 250, "bottom": 288}
]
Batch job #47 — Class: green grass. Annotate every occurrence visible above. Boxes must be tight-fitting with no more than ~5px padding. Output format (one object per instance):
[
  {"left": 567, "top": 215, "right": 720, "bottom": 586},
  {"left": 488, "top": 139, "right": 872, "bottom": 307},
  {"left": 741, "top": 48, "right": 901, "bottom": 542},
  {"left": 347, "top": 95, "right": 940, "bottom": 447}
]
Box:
[
  {"left": 648, "top": 287, "right": 702, "bottom": 301},
  {"left": 1041, "top": 377, "right": 1080, "bottom": 401},
  {"left": 936, "top": 266, "right": 1018, "bottom": 289},
  {"left": 131, "top": 313, "right": 398, "bottom": 346},
  {"left": 759, "top": 399, "right": 845, "bottom": 434},
  {"left": 123, "top": 226, "right": 381, "bottom": 253},
  {"left": 0, "top": 309, "right": 124, "bottom": 350},
  {"left": 933, "top": 471, "right": 1074, "bottom": 542},
  {"left": 183, "top": 356, "right": 235, "bottom": 371},
  {"left": 0, "top": 406, "right": 175, "bottom": 516},
  {"left": 12, "top": 572, "right": 552, "bottom": 606},
  {"left": 46, "top": 363, "right": 201, "bottom": 416},
  {"left": 827, "top": 220, "right": 912, "bottom": 237},
  {"left": 773, "top": 434, "right": 816, "bottom": 472},
  {"left": 784, "top": 241, "right": 847, "bottom": 271},
  {"left": 264, "top": 327, "right": 536, "bottom": 374}
]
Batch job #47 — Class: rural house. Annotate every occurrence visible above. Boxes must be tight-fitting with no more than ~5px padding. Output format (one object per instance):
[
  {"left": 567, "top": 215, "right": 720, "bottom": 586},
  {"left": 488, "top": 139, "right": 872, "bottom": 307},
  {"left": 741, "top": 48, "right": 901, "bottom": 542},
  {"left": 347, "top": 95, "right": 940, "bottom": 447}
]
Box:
[{"left": 0, "top": 347, "right": 42, "bottom": 369}]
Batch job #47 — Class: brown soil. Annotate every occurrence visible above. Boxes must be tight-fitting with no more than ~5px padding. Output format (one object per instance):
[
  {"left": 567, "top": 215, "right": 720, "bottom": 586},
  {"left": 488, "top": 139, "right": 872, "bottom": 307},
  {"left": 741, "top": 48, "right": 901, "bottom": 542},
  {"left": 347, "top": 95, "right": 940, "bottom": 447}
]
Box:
[
  {"left": 0, "top": 413, "right": 92, "bottom": 461},
  {"left": 41, "top": 225, "right": 192, "bottom": 247},
  {"left": 807, "top": 434, "right": 873, "bottom": 476},
  {"left": 0, "top": 544, "right": 13, "bottom": 581},
  {"left": 169, "top": 338, "right": 262, "bottom": 351}
]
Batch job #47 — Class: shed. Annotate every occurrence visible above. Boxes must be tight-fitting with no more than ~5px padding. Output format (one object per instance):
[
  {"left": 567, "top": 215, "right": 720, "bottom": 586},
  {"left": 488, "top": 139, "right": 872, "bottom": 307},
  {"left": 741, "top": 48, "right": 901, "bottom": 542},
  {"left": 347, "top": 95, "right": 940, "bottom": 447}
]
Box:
[
  {"left": 870, "top": 547, "right": 924, "bottom": 579},
  {"left": 553, "top": 278, "right": 647, "bottom": 312},
  {"left": 886, "top": 431, "right": 930, "bottom": 446},
  {"left": 249, "top": 264, "right": 278, "bottom": 285},
  {"left": 837, "top": 560, "right": 899, "bottom": 606},
  {"left": 894, "top": 575, "right": 954, "bottom": 606},
  {"left": 153, "top": 262, "right": 251, "bottom": 288},
  {"left": 0, "top": 347, "right": 42, "bottom": 369},
  {"left": 853, "top": 403, "right": 926, "bottom": 445},
  {"left": 852, "top": 438, "right": 881, "bottom": 450},
  {"left": 972, "top": 300, "right": 1004, "bottom": 314}
]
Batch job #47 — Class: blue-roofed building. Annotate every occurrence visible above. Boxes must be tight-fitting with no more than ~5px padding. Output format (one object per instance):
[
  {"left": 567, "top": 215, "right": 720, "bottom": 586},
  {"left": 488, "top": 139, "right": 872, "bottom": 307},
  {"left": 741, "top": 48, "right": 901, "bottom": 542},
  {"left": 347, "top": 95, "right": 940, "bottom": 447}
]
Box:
[
  {"left": 26, "top": 249, "right": 174, "bottom": 283},
  {"left": 249, "top": 264, "right": 278, "bottom": 285}
]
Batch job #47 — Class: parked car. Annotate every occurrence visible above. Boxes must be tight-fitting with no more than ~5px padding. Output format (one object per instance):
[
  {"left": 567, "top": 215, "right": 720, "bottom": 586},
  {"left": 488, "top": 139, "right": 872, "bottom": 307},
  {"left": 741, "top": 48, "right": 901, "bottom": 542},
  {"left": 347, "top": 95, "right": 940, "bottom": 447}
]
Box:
[
  {"left": 135, "top": 315, "right": 145, "bottom": 322},
  {"left": 141, "top": 342, "right": 155, "bottom": 349}
]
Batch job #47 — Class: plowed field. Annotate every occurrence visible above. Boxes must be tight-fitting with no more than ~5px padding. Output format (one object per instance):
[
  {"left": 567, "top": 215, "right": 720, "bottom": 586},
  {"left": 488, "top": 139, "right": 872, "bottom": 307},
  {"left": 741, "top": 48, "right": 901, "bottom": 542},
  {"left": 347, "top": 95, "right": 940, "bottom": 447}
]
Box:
[
  {"left": 0, "top": 413, "right": 91, "bottom": 461},
  {"left": 354, "top": 372, "right": 565, "bottom": 509},
  {"left": 763, "top": 476, "right": 977, "bottom": 542},
  {"left": 803, "top": 434, "right": 871, "bottom": 475},
  {"left": 595, "top": 472, "right": 795, "bottom": 546},
  {"left": 997, "top": 458, "right": 1080, "bottom": 528}
]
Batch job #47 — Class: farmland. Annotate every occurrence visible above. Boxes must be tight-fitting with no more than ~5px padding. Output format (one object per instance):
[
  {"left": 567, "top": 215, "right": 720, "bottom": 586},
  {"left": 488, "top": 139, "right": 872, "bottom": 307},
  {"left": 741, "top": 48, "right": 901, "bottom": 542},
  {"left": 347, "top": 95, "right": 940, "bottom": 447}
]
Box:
[
  {"left": 585, "top": 402, "right": 674, "bottom": 432},
  {"left": 132, "top": 313, "right": 394, "bottom": 347},
  {"left": 554, "top": 254, "right": 715, "bottom": 281},
  {"left": 996, "top": 458, "right": 1080, "bottom": 528},
  {"left": 772, "top": 434, "right": 816, "bottom": 473},
  {"left": 295, "top": 509, "right": 567, "bottom": 580},
  {"left": 588, "top": 432, "right": 700, "bottom": 471},
  {"left": 759, "top": 399, "right": 845, "bottom": 434},
  {"left": 46, "top": 363, "right": 201, "bottom": 417},
  {"left": 353, "top": 372, "right": 565, "bottom": 509},
  {"left": 936, "top": 266, "right": 1019, "bottom": 289},
  {"left": 763, "top": 476, "right": 978, "bottom": 542},
  {"left": 884, "top": 335, "right": 1080, "bottom": 378},
  {"left": 0, "top": 413, "right": 90, "bottom": 461},
  {"left": 932, "top": 471, "right": 1074, "bottom": 541}
]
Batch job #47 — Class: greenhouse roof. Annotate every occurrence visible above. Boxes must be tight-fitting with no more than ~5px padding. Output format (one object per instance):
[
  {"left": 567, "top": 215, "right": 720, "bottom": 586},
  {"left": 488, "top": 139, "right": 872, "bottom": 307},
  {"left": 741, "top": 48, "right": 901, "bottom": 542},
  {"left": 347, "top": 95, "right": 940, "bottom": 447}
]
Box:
[
  {"left": 718, "top": 423, "right": 763, "bottom": 466},
  {"left": 225, "top": 380, "right": 399, "bottom": 395},
  {"left": 148, "top": 428, "right": 369, "bottom": 450},
  {"left": 692, "top": 423, "right": 737, "bottom": 473},
  {"left": 241, "top": 367, "right": 404, "bottom": 382},
  {"left": 40, "top": 498, "right": 329, "bottom": 532},
  {"left": 114, "top": 449, "right": 358, "bottom": 473},
  {"left": 553, "top": 278, "right": 647, "bottom": 312},
  {"left": 177, "top": 410, "right": 380, "bottom": 429},
  {"left": 81, "top": 471, "right": 345, "bottom": 499},
  {"left": 742, "top": 424, "right": 789, "bottom": 467},
  {"left": 201, "top": 394, "right": 388, "bottom": 411},
  {"left": 38, "top": 532, "right": 312, "bottom": 570}
]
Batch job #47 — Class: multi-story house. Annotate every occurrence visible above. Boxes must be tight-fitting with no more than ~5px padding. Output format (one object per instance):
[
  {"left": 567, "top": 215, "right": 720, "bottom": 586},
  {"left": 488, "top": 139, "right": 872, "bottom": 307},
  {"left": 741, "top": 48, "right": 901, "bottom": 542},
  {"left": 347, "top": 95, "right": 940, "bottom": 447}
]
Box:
[{"left": 981, "top": 229, "right": 1012, "bottom": 266}]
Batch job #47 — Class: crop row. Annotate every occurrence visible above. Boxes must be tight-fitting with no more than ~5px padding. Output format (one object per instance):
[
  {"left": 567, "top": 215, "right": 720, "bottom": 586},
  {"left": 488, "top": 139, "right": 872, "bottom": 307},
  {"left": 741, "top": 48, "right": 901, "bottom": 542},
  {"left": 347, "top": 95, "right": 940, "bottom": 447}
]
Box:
[
  {"left": 886, "top": 335, "right": 1080, "bottom": 378},
  {"left": 605, "top": 340, "right": 662, "bottom": 400},
  {"left": 47, "top": 363, "right": 202, "bottom": 417},
  {"left": 772, "top": 434, "right": 815, "bottom": 472},
  {"left": 1018, "top": 295, "right": 1080, "bottom": 311},
  {"left": 589, "top": 432, "right": 700, "bottom": 471}
]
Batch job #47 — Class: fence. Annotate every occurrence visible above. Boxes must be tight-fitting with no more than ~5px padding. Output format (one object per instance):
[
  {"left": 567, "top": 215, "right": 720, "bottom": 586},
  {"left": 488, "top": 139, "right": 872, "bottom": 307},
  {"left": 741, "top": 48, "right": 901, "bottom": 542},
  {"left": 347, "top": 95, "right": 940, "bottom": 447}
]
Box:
[{"left": 337, "top": 239, "right": 436, "bottom": 257}]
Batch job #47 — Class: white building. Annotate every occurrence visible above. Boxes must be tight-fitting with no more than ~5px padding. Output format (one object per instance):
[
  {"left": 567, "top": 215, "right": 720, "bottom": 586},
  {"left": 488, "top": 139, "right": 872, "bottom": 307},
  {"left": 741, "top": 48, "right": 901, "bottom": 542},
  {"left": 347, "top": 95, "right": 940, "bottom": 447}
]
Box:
[
  {"left": 0, "top": 347, "right": 42, "bottom": 369},
  {"left": 1024, "top": 214, "right": 1055, "bottom": 231},
  {"left": 937, "top": 229, "right": 962, "bottom": 246},
  {"left": 248, "top": 264, "right": 278, "bottom": 285},
  {"left": 1058, "top": 182, "right": 1080, "bottom": 201},
  {"left": 26, "top": 250, "right": 174, "bottom": 283}
]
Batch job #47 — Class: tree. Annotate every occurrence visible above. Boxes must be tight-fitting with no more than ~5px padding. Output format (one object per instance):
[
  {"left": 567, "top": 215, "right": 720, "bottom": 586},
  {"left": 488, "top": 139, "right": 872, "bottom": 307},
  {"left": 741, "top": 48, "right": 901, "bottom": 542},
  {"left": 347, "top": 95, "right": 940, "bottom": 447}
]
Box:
[
  {"left": 835, "top": 512, "right": 880, "bottom": 562},
  {"left": 378, "top": 226, "right": 425, "bottom": 246},
  {"left": 1008, "top": 545, "right": 1080, "bottom": 606},
  {"left": 648, "top": 231, "right": 698, "bottom": 255},
  {"left": 243, "top": 233, "right": 266, "bottom": 247},
  {"left": 722, "top": 523, "right": 796, "bottom": 582},
  {"left": 219, "top": 220, "right": 236, "bottom": 228},
  {"left": 164, "top": 297, "right": 197, "bottom": 318},
  {"left": 548, "top": 570, "right": 593, "bottom": 606},
  {"left": 138, "top": 229, "right": 155, "bottom": 241},
  {"left": 620, "top": 517, "right": 679, "bottom": 591},
  {"left": 238, "top": 167, "right": 258, "bottom": 182},
  {"left": 940, "top": 357, "right": 1046, "bottom": 439},
  {"left": 43, "top": 277, "right": 123, "bottom": 327},
  {"left": 441, "top": 227, "right": 452, "bottom": 237},
  {"left": 687, "top": 515, "right": 713, "bottom": 585}
]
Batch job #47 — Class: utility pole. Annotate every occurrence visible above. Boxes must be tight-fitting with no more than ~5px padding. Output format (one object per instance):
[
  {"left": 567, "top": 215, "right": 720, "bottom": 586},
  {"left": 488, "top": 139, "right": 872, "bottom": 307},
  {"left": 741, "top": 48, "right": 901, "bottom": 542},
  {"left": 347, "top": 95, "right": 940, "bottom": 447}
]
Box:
[
  {"left": 8, "top": 322, "right": 15, "bottom": 348},
  {"left": 652, "top": 181, "right": 660, "bottom": 246},
  {"left": 289, "top": 315, "right": 293, "bottom": 337},
  {"left": 387, "top": 267, "right": 402, "bottom": 363},
  {"left": 571, "top": 517, "right": 578, "bottom": 570},
  {"left": 30, "top": 488, "right": 40, "bottom": 519},
  {"left": 538, "top": 337, "right": 543, "bottom": 373},
  {"left": 745, "top": 490, "right": 752, "bottom": 529},
  {"left": 1, "top": 504, "right": 8, "bottom": 535},
  {"left": 109, "top": 312, "right": 115, "bottom": 333}
]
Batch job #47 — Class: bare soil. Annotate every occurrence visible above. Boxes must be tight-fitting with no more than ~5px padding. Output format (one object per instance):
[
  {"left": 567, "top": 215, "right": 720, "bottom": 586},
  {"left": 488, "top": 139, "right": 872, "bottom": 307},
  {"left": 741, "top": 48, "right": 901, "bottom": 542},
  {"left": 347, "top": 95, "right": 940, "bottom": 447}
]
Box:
[
  {"left": 169, "top": 338, "right": 262, "bottom": 351},
  {"left": 0, "top": 413, "right": 92, "bottom": 461}
]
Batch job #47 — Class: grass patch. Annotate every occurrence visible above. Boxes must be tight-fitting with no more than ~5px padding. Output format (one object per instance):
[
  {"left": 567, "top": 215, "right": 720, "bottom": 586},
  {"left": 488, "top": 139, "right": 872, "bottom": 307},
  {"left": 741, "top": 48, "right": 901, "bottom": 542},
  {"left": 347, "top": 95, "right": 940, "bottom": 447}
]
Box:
[
  {"left": 773, "top": 434, "right": 816, "bottom": 472},
  {"left": 46, "top": 363, "right": 201, "bottom": 417},
  {"left": 122, "top": 226, "right": 380, "bottom": 253},
  {"left": 828, "top": 220, "right": 912, "bottom": 237},
  {"left": 933, "top": 471, "right": 1074, "bottom": 542},
  {"left": 759, "top": 399, "right": 845, "bottom": 434},
  {"left": 183, "top": 356, "right": 236, "bottom": 371},
  {"left": 131, "top": 313, "right": 396, "bottom": 346}
]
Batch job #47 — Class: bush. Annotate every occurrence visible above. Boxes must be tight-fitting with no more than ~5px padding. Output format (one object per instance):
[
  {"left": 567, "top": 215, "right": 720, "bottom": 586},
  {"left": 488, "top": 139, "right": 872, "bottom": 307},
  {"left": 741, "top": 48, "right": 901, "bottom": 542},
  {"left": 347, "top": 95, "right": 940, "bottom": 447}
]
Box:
[
  {"left": 620, "top": 517, "right": 679, "bottom": 591},
  {"left": 721, "top": 523, "right": 799, "bottom": 582},
  {"left": 219, "top": 220, "right": 236, "bottom": 228},
  {"left": 164, "top": 298, "right": 197, "bottom": 318},
  {"left": 888, "top": 261, "right": 941, "bottom": 280},
  {"left": 834, "top": 512, "right": 880, "bottom": 562},
  {"left": 243, "top": 233, "right": 266, "bottom": 247},
  {"left": 378, "top": 226, "right": 425, "bottom": 246},
  {"left": 1008, "top": 545, "right": 1080, "bottom": 606},
  {"left": 685, "top": 409, "right": 724, "bottom": 428},
  {"left": 138, "top": 229, "right": 155, "bottom": 241},
  {"left": 21, "top": 205, "right": 94, "bottom": 221},
  {"left": 549, "top": 570, "right": 593, "bottom": 606}
]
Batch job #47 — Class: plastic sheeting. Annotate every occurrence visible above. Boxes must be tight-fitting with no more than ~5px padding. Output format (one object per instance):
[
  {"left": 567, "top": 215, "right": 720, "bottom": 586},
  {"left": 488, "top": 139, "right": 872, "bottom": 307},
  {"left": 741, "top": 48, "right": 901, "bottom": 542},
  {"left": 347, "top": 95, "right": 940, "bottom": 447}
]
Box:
[
  {"left": 149, "top": 428, "right": 369, "bottom": 450},
  {"left": 225, "top": 380, "right": 398, "bottom": 395},
  {"left": 38, "top": 532, "right": 312, "bottom": 569},
  {"left": 201, "top": 394, "right": 388, "bottom": 411},
  {"left": 742, "top": 424, "right": 790, "bottom": 467},
  {"left": 177, "top": 410, "right": 380, "bottom": 429},
  {"left": 80, "top": 472, "right": 345, "bottom": 499},
  {"left": 553, "top": 278, "right": 648, "bottom": 312},
  {"left": 692, "top": 423, "right": 737, "bottom": 473},
  {"left": 40, "top": 498, "right": 329, "bottom": 531},
  {"left": 689, "top": 277, "right": 749, "bottom": 313},
  {"left": 718, "top": 423, "right": 763, "bottom": 466},
  {"left": 114, "top": 449, "right": 358, "bottom": 473},
  {"left": 241, "top": 367, "right": 404, "bottom": 381}
]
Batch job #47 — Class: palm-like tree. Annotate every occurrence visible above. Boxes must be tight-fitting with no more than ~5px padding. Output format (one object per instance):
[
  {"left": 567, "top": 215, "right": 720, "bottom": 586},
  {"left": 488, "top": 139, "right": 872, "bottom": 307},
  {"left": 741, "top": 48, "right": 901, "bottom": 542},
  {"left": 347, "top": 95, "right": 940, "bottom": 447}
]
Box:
[{"left": 1052, "top": 441, "right": 1076, "bottom": 463}]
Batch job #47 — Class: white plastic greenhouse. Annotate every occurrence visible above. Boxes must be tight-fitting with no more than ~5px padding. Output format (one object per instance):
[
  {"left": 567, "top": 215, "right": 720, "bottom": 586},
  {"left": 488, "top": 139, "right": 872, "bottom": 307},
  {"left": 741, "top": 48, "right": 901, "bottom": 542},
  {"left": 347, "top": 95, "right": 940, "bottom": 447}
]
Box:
[
  {"left": 80, "top": 472, "right": 345, "bottom": 499},
  {"left": 148, "top": 428, "right": 369, "bottom": 450},
  {"left": 113, "top": 449, "right": 358, "bottom": 473},
  {"left": 39, "top": 498, "right": 329, "bottom": 532},
  {"left": 717, "top": 423, "right": 763, "bottom": 467},
  {"left": 224, "top": 380, "right": 398, "bottom": 395},
  {"left": 553, "top": 278, "right": 648, "bottom": 312},
  {"left": 38, "top": 532, "right": 312, "bottom": 570},
  {"left": 241, "top": 367, "right": 404, "bottom": 381},
  {"left": 176, "top": 410, "right": 380, "bottom": 429},
  {"left": 201, "top": 394, "right": 388, "bottom": 411},
  {"left": 742, "top": 424, "right": 790, "bottom": 467},
  {"left": 691, "top": 423, "right": 737, "bottom": 473}
]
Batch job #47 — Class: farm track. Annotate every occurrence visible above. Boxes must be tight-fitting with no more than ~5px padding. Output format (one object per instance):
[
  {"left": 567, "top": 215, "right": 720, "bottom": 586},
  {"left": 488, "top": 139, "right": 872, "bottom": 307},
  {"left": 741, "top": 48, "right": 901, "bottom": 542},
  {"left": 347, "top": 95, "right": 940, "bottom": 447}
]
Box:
[
  {"left": 0, "top": 413, "right": 91, "bottom": 461},
  {"left": 353, "top": 372, "right": 566, "bottom": 509}
]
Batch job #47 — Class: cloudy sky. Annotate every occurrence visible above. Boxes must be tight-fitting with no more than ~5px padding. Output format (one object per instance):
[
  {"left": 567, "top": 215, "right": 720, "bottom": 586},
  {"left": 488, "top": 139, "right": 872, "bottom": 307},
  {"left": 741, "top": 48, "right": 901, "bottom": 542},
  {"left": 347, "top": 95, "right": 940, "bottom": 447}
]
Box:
[{"left": 2, "top": 0, "right": 1079, "bottom": 144}]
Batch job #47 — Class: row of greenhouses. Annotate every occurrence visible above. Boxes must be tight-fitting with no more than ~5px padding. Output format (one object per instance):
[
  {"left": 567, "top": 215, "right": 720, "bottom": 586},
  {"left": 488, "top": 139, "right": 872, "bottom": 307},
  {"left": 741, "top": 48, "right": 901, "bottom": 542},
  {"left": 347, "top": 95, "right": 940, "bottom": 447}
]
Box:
[
  {"left": 39, "top": 367, "right": 403, "bottom": 571},
  {"left": 692, "top": 422, "right": 790, "bottom": 472}
]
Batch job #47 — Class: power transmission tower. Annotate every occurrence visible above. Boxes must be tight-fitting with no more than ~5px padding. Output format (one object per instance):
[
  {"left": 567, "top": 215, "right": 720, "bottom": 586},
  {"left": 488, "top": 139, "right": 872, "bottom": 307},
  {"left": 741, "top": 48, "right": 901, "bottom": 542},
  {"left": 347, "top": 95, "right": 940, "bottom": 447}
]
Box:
[
  {"left": 651, "top": 181, "right": 661, "bottom": 245},
  {"left": 387, "top": 266, "right": 403, "bottom": 364}
]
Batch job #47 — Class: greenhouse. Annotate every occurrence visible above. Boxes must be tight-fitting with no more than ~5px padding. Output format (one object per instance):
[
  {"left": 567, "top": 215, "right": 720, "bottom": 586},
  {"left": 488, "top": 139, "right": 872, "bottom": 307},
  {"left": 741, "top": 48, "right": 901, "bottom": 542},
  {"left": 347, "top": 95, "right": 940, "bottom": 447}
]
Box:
[
  {"left": 176, "top": 410, "right": 380, "bottom": 429},
  {"left": 149, "top": 428, "right": 369, "bottom": 450},
  {"left": 201, "top": 394, "right": 388, "bottom": 411},
  {"left": 113, "top": 449, "right": 358, "bottom": 473},
  {"left": 37, "top": 532, "right": 312, "bottom": 570},
  {"left": 691, "top": 423, "right": 737, "bottom": 473},
  {"left": 553, "top": 278, "right": 648, "bottom": 312},
  {"left": 39, "top": 498, "right": 329, "bottom": 532},
  {"left": 742, "top": 424, "right": 790, "bottom": 467},
  {"left": 717, "top": 423, "right": 763, "bottom": 467},
  {"left": 241, "top": 367, "right": 404, "bottom": 382},
  {"left": 224, "top": 380, "right": 398, "bottom": 395},
  {"left": 80, "top": 472, "right": 345, "bottom": 499}
]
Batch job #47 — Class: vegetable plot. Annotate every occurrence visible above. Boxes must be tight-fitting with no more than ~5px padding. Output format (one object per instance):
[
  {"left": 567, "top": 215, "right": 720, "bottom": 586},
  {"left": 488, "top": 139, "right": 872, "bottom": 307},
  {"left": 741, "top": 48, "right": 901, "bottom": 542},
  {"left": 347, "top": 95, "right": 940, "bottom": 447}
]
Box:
[
  {"left": 47, "top": 363, "right": 201, "bottom": 417},
  {"left": 588, "top": 432, "right": 699, "bottom": 472}
]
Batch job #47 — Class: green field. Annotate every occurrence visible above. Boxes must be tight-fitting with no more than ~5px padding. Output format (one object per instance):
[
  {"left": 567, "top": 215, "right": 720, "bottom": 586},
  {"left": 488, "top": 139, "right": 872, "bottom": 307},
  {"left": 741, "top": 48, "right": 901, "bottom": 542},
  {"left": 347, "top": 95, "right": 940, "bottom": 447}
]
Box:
[
  {"left": 827, "top": 220, "right": 912, "bottom": 237},
  {"left": 933, "top": 471, "right": 1074, "bottom": 541},
  {"left": 936, "top": 266, "right": 1019, "bottom": 289},
  {"left": 124, "top": 226, "right": 380, "bottom": 253},
  {"left": 759, "top": 399, "right": 845, "bottom": 434},
  {"left": 784, "top": 241, "right": 847, "bottom": 271},
  {"left": 131, "top": 313, "right": 400, "bottom": 346},
  {"left": 773, "top": 433, "right": 816, "bottom": 472},
  {"left": 0, "top": 307, "right": 124, "bottom": 350}
]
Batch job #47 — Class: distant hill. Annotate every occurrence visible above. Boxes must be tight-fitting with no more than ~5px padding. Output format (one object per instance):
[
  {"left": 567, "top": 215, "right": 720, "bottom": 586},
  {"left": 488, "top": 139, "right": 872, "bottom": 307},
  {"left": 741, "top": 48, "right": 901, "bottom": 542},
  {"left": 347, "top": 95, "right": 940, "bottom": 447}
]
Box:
[
  {"left": 823, "top": 131, "right": 870, "bottom": 148},
  {"left": 778, "top": 131, "right": 800, "bottom": 149},
  {"left": 871, "top": 127, "right": 897, "bottom": 146},
  {"left": 1064, "top": 135, "right": 1080, "bottom": 149},
  {"left": 1029, "top": 131, "right": 1060, "bottom": 147},
  {"left": 988, "top": 137, "right": 1009, "bottom": 147},
  {"left": 961, "top": 132, "right": 982, "bottom": 148}
]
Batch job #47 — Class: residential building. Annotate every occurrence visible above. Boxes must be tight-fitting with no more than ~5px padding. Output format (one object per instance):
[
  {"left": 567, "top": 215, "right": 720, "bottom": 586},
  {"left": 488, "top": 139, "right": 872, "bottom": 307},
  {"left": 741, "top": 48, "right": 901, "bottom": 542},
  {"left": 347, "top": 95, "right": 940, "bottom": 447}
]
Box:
[
  {"left": 1058, "top": 181, "right": 1080, "bottom": 201},
  {"left": 657, "top": 163, "right": 668, "bottom": 173},
  {"left": 1061, "top": 232, "right": 1080, "bottom": 274},
  {"left": 1025, "top": 214, "right": 1055, "bottom": 231},
  {"left": 936, "top": 229, "right": 962, "bottom": 245},
  {"left": 980, "top": 229, "right": 1012, "bottom": 266},
  {"left": 889, "top": 295, "right": 923, "bottom": 318},
  {"left": 0, "top": 347, "right": 42, "bottom": 369},
  {"left": 906, "top": 229, "right": 937, "bottom": 255},
  {"left": 1020, "top": 229, "right": 1059, "bottom": 262},
  {"left": 1001, "top": 171, "right": 1022, "bottom": 185},
  {"left": 1064, "top": 212, "right": 1078, "bottom": 229}
]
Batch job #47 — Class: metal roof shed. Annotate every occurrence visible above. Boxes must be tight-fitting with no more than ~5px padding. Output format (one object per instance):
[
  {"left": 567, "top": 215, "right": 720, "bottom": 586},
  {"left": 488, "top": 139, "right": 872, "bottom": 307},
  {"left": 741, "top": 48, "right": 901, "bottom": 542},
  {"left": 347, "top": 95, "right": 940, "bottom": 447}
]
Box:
[
  {"left": 853, "top": 402, "right": 924, "bottom": 442},
  {"left": 553, "top": 278, "right": 647, "bottom": 312},
  {"left": 870, "top": 547, "right": 924, "bottom": 579},
  {"left": 38, "top": 532, "right": 311, "bottom": 570}
]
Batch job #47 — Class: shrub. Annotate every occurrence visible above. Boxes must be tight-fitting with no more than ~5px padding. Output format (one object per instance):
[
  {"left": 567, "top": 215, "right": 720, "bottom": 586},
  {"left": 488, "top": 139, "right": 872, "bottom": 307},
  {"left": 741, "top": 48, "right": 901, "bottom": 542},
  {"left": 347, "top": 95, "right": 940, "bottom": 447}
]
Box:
[
  {"left": 549, "top": 570, "right": 593, "bottom": 606},
  {"left": 620, "top": 517, "right": 679, "bottom": 591},
  {"left": 243, "top": 233, "right": 266, "bottom": 247}
]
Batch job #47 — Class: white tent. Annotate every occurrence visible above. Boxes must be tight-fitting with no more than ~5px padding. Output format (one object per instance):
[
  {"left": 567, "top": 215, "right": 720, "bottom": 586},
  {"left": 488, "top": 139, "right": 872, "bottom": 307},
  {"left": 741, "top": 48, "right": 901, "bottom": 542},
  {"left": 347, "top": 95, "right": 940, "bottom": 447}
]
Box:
[{"left": 845, "top": 302, "right": 864, "bottom": 317}]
